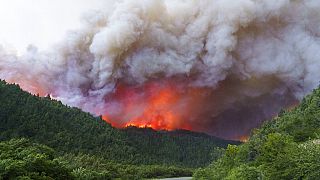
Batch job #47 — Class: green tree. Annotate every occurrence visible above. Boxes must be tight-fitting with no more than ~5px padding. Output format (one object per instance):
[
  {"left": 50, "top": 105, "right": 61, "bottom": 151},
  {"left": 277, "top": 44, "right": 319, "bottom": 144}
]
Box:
[{"left": 0, "top": 138, "right": 73, "bottom": 179}]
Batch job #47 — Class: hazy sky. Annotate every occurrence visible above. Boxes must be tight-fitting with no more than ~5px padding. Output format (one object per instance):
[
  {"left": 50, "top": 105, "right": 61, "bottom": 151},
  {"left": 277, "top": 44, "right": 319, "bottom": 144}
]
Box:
[{"left": 0, "top": 0, "right": 109, "bottom": 54}]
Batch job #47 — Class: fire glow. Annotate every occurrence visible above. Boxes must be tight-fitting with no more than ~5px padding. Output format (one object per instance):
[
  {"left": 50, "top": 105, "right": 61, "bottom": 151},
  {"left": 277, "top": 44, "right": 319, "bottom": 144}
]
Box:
[
  {"left": 9, "top": 76, "right": 208, "bottom": 132},
  {"left": 1, "top": 0, "right": 318, "bottom": 140},
  {"left": 101, "top": 80, "right": 208, "bottom": 131},
  {"left": 6, "top": 75, "right": 299, "bottom": 140}
]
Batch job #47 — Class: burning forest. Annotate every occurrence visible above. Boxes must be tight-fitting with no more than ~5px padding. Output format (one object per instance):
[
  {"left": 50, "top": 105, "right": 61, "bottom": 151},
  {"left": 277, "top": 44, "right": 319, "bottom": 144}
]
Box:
[{"left": 1, "top": 0, "right": 320, "bottom": 140}]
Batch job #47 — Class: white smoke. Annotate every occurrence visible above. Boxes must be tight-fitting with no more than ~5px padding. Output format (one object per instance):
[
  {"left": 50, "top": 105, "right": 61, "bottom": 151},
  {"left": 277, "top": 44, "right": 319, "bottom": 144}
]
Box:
[{"left": 0, "top": 0, "right": 320, "bottom": 139}]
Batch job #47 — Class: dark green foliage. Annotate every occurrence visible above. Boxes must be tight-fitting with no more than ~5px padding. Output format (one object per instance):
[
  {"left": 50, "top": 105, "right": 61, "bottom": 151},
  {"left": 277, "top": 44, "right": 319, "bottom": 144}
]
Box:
[
  {"left": 194, "top": 88, "right": 320, "bottom": 179},
  {"left": 122, "top": 127, "right": 236, "bottom": 167},
  {"left": 0, "top": 138, "right": 193, "bottom": 179},
  {"left": 63, "top": 153, "right": 193, "bottom": 179},
  {"left": 0, "top": 138, "right": 73, "bottom": 179},
  {"left": 0, "top": 80, "right": 239, "bottom": 179},
  {"left": 0, "top": 80, "right": 237, "bottom": 168}
]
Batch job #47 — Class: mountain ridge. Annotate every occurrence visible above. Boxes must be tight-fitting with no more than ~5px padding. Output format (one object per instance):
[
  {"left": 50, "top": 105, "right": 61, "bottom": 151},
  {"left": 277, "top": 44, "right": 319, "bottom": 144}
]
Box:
[
  {"left": 194, "top": 87, "right": 320, "bottom": 179},
  {"left": 0, "top": 79, "right": 239, "bottom": 168}
]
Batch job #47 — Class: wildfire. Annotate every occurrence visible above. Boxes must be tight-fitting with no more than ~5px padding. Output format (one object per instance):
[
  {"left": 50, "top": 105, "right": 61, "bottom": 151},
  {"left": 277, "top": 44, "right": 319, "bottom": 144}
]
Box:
[
  {"left": 125, "top": 123, "right": 153, "bottom": 129},
  {"left": 102, "top": 80, "right": 206, "bottom": 131},
  {"left": 5, "top": 78, "right": 48, "bottom": 96},
  {"left": 239, "top": 135, "right": 249, "bottom": 142},
  {"left": 123, "top": 85, "right": 181, "bottom": 130}
]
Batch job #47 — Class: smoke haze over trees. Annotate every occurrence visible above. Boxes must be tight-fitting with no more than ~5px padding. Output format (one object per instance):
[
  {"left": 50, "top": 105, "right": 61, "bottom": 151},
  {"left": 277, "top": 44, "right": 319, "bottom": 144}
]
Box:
[
  {"left": 0, "top": 80, "right": 237, "bottom": 169},
  {"left": 1, "top": 0, "right": 320, "bottom": 139},
  {"left": 194, "top": 86, "right": 320, "bottom": 179}
]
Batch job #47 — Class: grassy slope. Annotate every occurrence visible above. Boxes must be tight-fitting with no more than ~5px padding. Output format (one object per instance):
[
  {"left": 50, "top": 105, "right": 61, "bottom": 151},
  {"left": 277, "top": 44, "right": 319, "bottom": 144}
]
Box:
[
  {"left": 0, "top": 80, "right": 238, "bottom": 168},
  {"left": 194, "top": 87, "right": 320, "bottom": 179}
]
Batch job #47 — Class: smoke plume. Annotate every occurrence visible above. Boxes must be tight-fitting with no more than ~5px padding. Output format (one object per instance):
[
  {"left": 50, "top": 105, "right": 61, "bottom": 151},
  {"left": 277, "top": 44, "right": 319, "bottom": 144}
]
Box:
[{"left": 1, "top": 0, "right": 320, "bottom": 140}]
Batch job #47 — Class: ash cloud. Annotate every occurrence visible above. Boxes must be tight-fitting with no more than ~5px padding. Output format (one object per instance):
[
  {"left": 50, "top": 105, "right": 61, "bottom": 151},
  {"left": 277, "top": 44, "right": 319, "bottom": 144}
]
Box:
[{"left": 1, "top": 0, "right": 320, "bottom": 139}]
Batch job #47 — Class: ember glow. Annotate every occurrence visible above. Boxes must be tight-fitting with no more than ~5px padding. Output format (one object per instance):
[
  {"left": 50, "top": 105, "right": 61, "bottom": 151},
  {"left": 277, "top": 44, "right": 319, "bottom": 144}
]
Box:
[
  {"left": 239, "top": 136, "right": 249, "bottom": 143},
  {"left": 1, "top": 0, "right": 320, "bottom": 140},
  {"left": 101, "top": 80, "right": 207, "bottom": 131}
]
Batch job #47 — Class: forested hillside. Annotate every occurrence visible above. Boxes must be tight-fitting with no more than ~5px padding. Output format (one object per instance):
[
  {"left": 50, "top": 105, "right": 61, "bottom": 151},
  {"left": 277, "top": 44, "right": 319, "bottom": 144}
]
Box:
[
  {"left": 194, "top": 87, "right": 320, "bottom": 179},
  {"left": 0, "top": 138, "right": 194, "bottom": 179},
  {"left": 0, "top": 80, "right": 238, "bottom": 179}
]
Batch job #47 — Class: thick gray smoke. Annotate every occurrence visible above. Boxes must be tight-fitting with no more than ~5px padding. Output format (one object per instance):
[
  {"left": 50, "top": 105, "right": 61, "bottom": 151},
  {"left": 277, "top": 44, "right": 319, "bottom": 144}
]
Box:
[{"left": 1, "top": 0, "right": 320, "bottom": 139}]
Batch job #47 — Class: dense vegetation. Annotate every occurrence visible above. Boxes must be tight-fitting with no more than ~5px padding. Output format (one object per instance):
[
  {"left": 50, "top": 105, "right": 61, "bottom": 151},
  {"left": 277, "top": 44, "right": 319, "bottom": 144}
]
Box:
[
  {"left": 0, "top": 138, "right": 72, "bottom": 179},
  {"left": 194, "top": 87, "right": 320, "bottom": 179},
  {"left": 0, "top": 80, "right": 237, "bottom": 179},
  {"left": 0, "top": 138, "right": 193, "bottom": 179}
]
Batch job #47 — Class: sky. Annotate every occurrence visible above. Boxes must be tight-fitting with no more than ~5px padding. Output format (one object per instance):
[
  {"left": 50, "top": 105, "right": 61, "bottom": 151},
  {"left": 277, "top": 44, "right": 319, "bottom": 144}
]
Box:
[
  {"left": 0, "top": 0, "right": 319, "bottom": 139},
  {"left": 0, "top": 0, "right": 110, "bottom": 54}
]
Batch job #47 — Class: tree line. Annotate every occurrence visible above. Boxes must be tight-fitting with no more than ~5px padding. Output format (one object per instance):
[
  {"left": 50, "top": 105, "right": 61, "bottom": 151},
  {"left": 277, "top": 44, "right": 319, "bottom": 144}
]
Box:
[
  {"left": 194, "top": 87, "right": 320, "bottom": 179},
  {"left": 0, "top": 80, "right": 238, "bottom": 179}
]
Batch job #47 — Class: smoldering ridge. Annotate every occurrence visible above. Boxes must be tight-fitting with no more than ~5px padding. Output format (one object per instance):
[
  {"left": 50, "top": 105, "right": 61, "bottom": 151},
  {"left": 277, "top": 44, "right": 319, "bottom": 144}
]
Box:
[{"left": 0, "top": 0, "right": 319, "bottom": 139}]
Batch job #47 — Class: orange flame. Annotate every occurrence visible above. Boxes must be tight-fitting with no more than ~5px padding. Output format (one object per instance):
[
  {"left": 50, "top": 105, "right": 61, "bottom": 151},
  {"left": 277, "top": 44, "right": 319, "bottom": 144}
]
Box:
[
  {"left": 102, "top": 80, "right": 206, "bottom": 131},
  {"left": 239, "top": 135, "right": 249, "bottom": 142},
  {"left": 125, "top": 86, "right": 181, "bottom": 130},
  {"left": 8, "top": 75, "right": 201, "bottom": 131}
]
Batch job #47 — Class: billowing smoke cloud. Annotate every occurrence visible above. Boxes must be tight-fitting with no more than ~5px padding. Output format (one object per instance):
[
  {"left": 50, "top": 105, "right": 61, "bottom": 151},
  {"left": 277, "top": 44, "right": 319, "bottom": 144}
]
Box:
[{"left": 1, "top": 0, "right": 320, "bottom": 140}]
